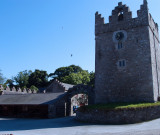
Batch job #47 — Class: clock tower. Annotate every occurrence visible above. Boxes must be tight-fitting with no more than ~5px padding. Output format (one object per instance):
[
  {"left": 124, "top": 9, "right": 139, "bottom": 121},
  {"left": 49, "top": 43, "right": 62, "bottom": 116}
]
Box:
[{"left": 95, "top": 0, "right": 160, "bottom": 103}]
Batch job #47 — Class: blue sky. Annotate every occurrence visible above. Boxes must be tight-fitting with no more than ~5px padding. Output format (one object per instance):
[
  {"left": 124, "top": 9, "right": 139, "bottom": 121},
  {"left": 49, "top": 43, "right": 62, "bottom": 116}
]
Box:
[{"left": 0, "top": 0, "right": 159, "bottom": 79}]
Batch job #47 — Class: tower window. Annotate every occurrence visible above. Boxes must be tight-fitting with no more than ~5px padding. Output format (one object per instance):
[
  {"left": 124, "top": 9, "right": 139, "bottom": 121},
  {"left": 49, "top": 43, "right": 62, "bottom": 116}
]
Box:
[
  {"left": 136, "top": 39, "right": 139, "bottom": 43},
  {"left": 118, "top": 42, "right": 123, "bottom": 49},
  {"left": 118, "top": 60, "right": 126, "bottom": 67},
  {"left": 118, "top": 9, "right": 124, "bottom": 21}
]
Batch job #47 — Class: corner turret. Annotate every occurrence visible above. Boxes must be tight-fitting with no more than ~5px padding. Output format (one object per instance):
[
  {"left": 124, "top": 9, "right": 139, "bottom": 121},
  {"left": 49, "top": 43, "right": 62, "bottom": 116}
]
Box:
[
  {"left": 137, "top": 0, "right": 149, "bottom": 23},
  {"left": 143, "top": 0, "right": 148, "bottom": 6}
]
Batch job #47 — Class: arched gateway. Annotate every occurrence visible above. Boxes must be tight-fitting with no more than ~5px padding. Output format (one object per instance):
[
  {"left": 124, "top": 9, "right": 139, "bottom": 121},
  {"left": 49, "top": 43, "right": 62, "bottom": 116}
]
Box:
[{"left": 65, "top": 84, "right": 94, "bottom": 116}]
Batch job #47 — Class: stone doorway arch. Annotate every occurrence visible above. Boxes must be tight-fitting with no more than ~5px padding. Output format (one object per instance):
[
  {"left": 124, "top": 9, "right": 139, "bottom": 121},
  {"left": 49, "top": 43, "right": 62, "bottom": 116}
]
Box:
[{"left": 65, "top": 84, "right": 94, "bottom": 116}]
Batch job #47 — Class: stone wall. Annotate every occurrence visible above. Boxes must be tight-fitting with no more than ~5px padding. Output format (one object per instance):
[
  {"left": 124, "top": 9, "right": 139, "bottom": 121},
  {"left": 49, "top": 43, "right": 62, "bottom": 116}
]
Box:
[
  {"left": 76, "top": 105, "right": 160, "bottom": 124},
  {"left": 48, "top": 96, "right": 66, "bottom": 118}
]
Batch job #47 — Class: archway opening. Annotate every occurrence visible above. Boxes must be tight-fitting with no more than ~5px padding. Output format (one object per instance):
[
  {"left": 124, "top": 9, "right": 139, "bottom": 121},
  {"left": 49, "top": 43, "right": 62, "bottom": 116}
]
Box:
[{"left": 70, "top": 93, "right": 88, "bottom": 116}]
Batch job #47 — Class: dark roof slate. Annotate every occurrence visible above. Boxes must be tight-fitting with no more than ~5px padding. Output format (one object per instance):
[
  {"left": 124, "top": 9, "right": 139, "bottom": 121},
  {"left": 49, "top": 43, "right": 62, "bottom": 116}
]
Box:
[{"left": 0, "top": 93, "right": 65, "bottom": 105}]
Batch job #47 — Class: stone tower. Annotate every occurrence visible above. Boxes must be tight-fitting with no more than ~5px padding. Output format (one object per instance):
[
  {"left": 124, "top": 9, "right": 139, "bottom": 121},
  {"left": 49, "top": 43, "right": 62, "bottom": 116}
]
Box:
[{"left": 95, "top": 0, "right": 160, "bottom": 104}]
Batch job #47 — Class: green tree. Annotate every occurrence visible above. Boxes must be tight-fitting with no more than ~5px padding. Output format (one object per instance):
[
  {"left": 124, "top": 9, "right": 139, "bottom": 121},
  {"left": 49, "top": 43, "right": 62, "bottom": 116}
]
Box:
[
  {"left": 88, "top": 72, "right": 95, "bottom": 87},
  {"left": 49, "top": 65, "right": 83, "bottom": 82},
  {"left": 14, "top": 70, "right": 32, "bottom": 88},
  {"left": 30, "top": 85, "right": 38, "bottom": 92},
  {"left": 49, "top": 65, "right": 94, "bottom": 85},
  {"left": 0, "top": 70, "right": 5, "bottom": 84},
  {"left": 5, "top": 79, "right": 14, "bottom": 88},
  {"left": 59, "top": 70, "right": 90, "bottom": 85},
  {"left": 28, "top": 69, "right": 48, "bottom": 88},
  {"left": 81, "top": 70, "right": 91, "bottom": 85},
  {"left": 62, "top": 73, "right": 82, "bottom": 85},
  {"left": 2, "top": 83, "right": 7, "bottom": 89}
]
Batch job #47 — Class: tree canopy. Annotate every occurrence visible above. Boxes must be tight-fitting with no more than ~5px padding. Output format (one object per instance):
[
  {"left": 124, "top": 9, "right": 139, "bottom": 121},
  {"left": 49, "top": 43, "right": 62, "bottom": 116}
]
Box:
[
  {"left": 49, "top": 65, "right": 94, "bottom": 86},
  {"left": 14, "top": 70, "right": 32, "bottom": 88},
  {"left": 28, "top": 69, "right": 49, "bottom": 88},
  {"left": 5, "top": 79, "right": 14, "bottom": 88},
  {"left": 30, "top": 85, "right": 39, "bottom": 92},
  {"left": 61, "top": 70, "right": 90, "bottom": 85},
  {"left": 5, "top": 65, "right": 95, "bottom": 89},
  {"left": 49, "top": 65, "right": 83, "bottom": 82},
  {"left": 88, "top": 72, "right": 95, "bottom": 87},
  {"left": 12, "top": 69, "right": 49, "bottom": 89},
  {"left": 0, "top": 70, "right": 5, "bottom": 84}
]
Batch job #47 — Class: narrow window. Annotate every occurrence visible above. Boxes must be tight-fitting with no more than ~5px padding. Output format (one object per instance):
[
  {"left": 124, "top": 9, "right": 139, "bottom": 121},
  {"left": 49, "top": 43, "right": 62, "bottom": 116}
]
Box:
[
  {"left": 119, "top": 61, "right": 122, "bottom": 67},
  {"left": 136, "top": 39, "right": 138, "bottom": 43},
  {"left": 118, "top": 42, "right": 123, "bottom": 49},
  {"left": 118, "top": 60, "right": 126, "bottom": 68},
  {"left": 122, "top": 60, "right": 126, "bottom": 66}
]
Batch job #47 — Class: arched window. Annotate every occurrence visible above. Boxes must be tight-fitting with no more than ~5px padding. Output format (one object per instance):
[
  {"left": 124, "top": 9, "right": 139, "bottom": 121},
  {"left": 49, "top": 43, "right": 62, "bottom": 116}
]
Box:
[{"left": 118, "top": 10, "right": 124, "bottom": 21}]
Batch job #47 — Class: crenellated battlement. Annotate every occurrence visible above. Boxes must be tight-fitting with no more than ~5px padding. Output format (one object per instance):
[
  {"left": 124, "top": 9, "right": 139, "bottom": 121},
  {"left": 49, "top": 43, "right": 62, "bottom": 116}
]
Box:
[
  {"left": 0, "top": 85, "right": 38, "bottom": 95},
  {"left": 109, "top": 2, "right": 132, "bottom": 23},
  {"left": 95, "top": 1, "right": 157, "bottom": 36}
]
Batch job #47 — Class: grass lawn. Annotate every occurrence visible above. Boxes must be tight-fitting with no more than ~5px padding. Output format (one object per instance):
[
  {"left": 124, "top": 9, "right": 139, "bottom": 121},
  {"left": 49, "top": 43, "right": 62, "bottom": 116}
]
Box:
[{"left": 80, "top": 102, "right": 160, "bottom": 111}]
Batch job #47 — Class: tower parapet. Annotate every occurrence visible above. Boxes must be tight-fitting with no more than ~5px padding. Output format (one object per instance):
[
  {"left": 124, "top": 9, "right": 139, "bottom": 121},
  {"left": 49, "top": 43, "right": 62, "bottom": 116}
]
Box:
[{"left": 95, "top": 1, "right": 154, "bottom": 36}]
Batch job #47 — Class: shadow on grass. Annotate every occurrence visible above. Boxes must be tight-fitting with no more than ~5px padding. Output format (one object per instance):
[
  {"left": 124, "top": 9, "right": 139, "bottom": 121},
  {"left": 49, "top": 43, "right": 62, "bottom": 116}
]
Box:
[{"left": 0, "top": 116, "right": 93, "bottom": 131}]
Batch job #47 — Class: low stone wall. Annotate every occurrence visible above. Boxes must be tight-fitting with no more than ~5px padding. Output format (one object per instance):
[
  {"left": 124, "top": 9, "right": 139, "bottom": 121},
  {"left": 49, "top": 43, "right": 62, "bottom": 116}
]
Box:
[{"left": 76, "top": 105, "right": 160, "bottom": 124}]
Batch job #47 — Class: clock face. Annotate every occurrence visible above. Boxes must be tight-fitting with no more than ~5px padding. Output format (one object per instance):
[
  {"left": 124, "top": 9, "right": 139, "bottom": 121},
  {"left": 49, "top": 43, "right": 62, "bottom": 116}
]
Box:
[
  {"left": 115, "top": 32, "right": 124, "bottom": 41},
  {"left": 113, "top": 30, "right": 127, "bottom": 43}
]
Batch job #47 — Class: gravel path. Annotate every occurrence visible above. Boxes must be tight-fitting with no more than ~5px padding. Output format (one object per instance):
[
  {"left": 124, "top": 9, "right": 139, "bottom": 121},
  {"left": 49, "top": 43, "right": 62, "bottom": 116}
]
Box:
[{"left": 0, "top": 117, "right": 160, "bottom": 135}]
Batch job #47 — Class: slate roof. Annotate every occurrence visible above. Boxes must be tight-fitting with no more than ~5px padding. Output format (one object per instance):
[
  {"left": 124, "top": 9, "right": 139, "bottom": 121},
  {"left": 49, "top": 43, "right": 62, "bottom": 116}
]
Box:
[{"left": 0, "top": 93, "right": 66, "bottom": 105}]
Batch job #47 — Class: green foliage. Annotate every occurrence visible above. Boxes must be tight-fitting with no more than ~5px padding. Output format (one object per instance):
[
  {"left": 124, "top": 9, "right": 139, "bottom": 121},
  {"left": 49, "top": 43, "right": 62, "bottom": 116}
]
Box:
[
  {"left": 2, "top": 83, "right": 7, "bottom": 89},
  {"left": 5, "top": 79, "right": 14, "bottom": 88},
  {"left": 12, "top": 69, "right": 48, "bottom": 89},
  {"left": 14, "top": 70, "right": 32, "bottom": 88},
  {"left": 30, "top": 85, "right": 38, "bottom": 91},
  {"left": 22, "top": 86, "right": 27, "bottom": 90},
  {"left": 88, "top": 72, "right": 95, "bottom": 87},
  {"left": 5, "top": 65, "right": 94, "bottom": 89},
  {"left": 62, "top": 70, "right": 94, "bottom": 85},
  {"left": 49, "top": 65, "right": 94, "bottom": 85},
  {"left": 28, "top": 69, "right": 48, "bottom": 88},
  {"left": 0, "top": 70, "right": 5, "bottom": 84},
  {"left": 62, "top": 73, "right": 82, "bottom": 85},
  {"left": 49, "top": 65, "right": 83, "bottom": 81},
  {"left": 59, "top": 70, "right": 90, "bottom": 85}
]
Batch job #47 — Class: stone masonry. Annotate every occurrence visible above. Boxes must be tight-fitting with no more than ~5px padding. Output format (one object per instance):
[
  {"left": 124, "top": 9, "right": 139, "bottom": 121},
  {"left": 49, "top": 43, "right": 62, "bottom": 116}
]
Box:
[
  {"left": 95, "top": 0, "right": 160, "bottom": 103},
  {"left": 76, "top": 105, "right": 160, "bottom": 124}
]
